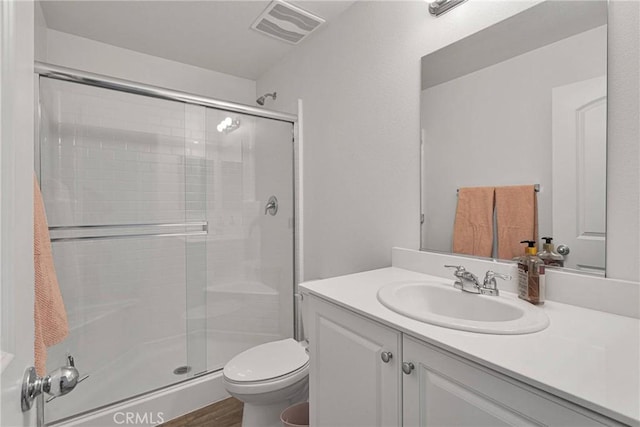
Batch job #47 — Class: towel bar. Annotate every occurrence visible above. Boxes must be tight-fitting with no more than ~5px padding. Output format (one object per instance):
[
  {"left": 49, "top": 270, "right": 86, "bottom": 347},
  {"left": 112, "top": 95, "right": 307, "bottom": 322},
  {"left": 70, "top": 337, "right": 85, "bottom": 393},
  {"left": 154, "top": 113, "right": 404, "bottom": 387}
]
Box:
[{"left": 456, "top": 184, "right": 540, "bottom": 193}]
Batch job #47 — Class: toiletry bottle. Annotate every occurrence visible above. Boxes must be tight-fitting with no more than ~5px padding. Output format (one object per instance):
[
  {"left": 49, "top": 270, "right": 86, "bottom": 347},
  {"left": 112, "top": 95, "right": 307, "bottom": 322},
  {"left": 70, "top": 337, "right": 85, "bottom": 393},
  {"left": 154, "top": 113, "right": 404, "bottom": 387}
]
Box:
[
  {"left": 538, "top": 237, "right": 564, "bottom": 267},
  {"left": 517, "top": 240, "right": 545, "bottom": 305}
]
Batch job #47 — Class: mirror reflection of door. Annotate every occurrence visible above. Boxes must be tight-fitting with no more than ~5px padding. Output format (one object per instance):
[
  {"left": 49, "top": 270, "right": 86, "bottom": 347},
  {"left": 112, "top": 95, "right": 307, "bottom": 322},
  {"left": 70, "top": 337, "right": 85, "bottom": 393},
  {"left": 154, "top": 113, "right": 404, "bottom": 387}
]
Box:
[{"left": 552, "top": 76, "right": 606, "bottom": 273}]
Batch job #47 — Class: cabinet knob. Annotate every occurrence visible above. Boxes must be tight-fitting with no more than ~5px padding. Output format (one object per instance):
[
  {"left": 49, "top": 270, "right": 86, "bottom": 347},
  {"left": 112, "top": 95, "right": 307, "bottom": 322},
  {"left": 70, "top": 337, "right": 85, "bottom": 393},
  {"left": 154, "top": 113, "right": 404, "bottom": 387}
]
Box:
[
  {"left": 402, "top": 362, "right": 415, "bottom": 375},
  {"left": 381, "top": 351, "right": 393, "bottom": 363}
]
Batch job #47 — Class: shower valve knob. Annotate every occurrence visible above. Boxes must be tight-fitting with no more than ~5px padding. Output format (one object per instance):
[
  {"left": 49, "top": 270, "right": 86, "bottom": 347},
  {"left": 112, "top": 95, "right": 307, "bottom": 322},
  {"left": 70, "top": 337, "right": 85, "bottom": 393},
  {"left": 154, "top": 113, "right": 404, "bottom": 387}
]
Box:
[{"left": 264, "top": 195, "right": 278, "bottom": 216}]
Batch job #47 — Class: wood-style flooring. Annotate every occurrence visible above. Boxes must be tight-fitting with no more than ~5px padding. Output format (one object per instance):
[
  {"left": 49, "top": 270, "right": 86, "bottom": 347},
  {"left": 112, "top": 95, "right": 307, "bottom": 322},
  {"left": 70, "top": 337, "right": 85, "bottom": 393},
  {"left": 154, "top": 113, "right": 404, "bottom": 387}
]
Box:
[{"left": 159, "top": 397, "right": 243, "bottom": 427}]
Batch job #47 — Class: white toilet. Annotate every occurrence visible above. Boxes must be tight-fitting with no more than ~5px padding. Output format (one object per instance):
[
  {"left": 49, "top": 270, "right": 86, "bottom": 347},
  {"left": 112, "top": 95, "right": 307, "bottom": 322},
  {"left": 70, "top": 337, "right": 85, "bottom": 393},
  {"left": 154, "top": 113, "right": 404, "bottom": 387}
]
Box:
[{"left": 223, "top": 338, "right": 309, "bottom": 427}]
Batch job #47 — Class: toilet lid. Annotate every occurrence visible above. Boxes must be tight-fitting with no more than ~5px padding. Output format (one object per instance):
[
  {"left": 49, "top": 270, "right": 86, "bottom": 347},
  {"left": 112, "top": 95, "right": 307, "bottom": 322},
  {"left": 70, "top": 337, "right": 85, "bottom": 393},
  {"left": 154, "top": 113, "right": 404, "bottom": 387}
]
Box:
[{"left": 224, "top": 338, "right": 309, "bottom": 383}]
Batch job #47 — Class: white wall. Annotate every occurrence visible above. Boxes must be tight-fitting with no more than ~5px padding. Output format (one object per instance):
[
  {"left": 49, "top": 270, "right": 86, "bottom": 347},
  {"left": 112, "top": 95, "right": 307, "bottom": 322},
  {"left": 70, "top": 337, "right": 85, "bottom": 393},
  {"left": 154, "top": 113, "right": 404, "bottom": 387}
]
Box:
[
  {"left": 606, "top": 0, "right": 640, "bottom": 282},
  {"left": 257, "top": 0, "right": 541, "bottom": 281},
  {"left": 34, "top": 1, "right": 47, "bottom": 61},
  {"left": 40, "top": 29, "right": 257, "bottom": 106},
  {"left": 258, "top": 0, "right": 639, "bottom": 283},
  {"left": 421, "top": 26, "right": 606, "bottom": 255}
]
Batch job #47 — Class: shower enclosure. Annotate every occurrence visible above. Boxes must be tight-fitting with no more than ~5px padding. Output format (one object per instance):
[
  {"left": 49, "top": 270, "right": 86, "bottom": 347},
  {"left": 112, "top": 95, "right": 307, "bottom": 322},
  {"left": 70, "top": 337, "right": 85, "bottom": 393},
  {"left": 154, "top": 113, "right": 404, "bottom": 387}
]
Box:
[{"left": 36, "top": 66, "right": 295, "bottom": 424}]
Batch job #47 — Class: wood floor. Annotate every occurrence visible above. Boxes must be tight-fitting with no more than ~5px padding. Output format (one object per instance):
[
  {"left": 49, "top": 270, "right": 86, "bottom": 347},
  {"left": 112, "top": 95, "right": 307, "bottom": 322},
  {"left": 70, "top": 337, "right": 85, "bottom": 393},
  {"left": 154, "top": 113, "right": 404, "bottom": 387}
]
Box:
[{"left": 159, "top": 397, "right": 243, "bottom": 427}]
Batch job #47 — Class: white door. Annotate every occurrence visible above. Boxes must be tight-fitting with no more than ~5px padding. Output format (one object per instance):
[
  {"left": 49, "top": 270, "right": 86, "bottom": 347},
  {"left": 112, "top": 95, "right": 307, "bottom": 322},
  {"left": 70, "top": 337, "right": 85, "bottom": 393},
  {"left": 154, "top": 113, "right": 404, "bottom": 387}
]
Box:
[
  {"left": 552, "top": 76, "right": 606, "bottom": 273},
  {"left": 307, "top": 295, "right": 401, "bottom": 427},
  {"left": 1, "top": 0, "right": 37, "bottom": 426}
]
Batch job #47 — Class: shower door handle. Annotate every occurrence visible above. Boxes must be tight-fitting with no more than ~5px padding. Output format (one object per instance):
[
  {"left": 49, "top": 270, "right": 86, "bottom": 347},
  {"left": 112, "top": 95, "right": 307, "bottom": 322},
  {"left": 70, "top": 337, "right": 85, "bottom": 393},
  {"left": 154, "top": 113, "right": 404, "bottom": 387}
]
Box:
[
  {"left": 22, "top": 355, "right": 89, "bottom": 411},
  {"left": 264, "top": 196, "right": 278, "bottom": 216}
]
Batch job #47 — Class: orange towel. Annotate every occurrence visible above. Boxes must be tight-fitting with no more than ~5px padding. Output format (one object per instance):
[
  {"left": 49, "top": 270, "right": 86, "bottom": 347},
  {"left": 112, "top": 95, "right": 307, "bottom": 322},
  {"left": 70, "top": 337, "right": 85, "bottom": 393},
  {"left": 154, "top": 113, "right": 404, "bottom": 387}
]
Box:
[
  {"left": 34, "top": 176, "right": 68, "bottom": 376},
  {"left": 452, "top": 187, "right": 495, "bottom": 257},
  {"left": 495, "top": 185, "right": 538, "bottom": 260}
]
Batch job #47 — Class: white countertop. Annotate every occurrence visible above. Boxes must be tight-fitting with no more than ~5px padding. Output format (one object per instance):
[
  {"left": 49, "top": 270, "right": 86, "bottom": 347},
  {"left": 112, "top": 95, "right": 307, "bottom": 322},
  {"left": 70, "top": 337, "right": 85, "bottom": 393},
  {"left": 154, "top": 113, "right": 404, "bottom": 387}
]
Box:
[{"left": 300, "top": 267, "right": 640, "bottom": 426}]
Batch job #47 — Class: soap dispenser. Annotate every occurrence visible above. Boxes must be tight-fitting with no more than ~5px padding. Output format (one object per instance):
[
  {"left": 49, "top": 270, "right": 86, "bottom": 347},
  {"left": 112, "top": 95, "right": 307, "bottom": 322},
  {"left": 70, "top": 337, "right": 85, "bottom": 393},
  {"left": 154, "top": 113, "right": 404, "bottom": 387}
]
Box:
[
  {"left": 538, "top": 237, "right": 564, "bottom": 267},
  {"left": 517, "top": 240, "right": 545, "bottom": 305}
]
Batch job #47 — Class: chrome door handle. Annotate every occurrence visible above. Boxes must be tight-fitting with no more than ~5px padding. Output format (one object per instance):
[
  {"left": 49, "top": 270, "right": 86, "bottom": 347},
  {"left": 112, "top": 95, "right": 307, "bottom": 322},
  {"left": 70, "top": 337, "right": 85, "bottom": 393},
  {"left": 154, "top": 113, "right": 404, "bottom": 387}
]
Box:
[
  {"left": 381, "top": 351, "right": 393, "bottom": 363},
  {"left": 402, "top": 361, "right": 415, "bottom": 375},
  {"left": 22, "top": 355, "right": 89, "bottom": 411},
  {"left": 557, "top": 244, "right": 570, "bottom": 256}
]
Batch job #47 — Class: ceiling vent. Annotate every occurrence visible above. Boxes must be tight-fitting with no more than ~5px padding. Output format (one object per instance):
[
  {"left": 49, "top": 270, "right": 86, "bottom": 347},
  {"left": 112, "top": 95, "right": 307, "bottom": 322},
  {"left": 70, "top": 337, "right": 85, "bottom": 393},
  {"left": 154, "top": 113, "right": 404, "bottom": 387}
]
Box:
[{"left": 251, "top": 0, "right": 325, "bottom": 45}]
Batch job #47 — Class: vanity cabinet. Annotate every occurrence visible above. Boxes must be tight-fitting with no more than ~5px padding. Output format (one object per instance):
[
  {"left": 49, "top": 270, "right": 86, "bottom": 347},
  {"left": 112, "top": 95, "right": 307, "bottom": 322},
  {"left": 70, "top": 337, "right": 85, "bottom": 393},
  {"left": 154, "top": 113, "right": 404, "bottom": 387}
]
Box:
[
  {"left": 402, "top": 336, "right": 613, "bottom": 427},
  {"left": 307, "top": 295, "right": 402, "bottom": 426},
  {"left": 306, "top": 294, "right": 622, "bottom": 427}
]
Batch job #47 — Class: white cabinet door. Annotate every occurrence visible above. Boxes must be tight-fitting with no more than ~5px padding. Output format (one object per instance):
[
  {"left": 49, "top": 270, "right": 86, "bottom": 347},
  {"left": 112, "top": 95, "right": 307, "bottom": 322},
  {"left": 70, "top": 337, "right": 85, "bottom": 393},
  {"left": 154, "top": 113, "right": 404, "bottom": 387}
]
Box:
[
  {"left": 307, "top": 295, "right": 402, "bottom": 427},
  {"left": 403, "top": 336, "right": 615, "bottom": 427}
]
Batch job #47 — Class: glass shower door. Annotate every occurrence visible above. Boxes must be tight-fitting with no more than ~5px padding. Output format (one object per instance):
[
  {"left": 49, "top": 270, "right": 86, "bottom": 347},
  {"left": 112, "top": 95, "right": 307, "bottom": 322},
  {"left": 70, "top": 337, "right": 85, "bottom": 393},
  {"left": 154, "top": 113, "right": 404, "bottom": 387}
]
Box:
[
  {"left": 204, "top": 108, "right": 294, "bottom": 372},
  {"left": 38, "top": 77, "right": 207, "bottom": 423}
]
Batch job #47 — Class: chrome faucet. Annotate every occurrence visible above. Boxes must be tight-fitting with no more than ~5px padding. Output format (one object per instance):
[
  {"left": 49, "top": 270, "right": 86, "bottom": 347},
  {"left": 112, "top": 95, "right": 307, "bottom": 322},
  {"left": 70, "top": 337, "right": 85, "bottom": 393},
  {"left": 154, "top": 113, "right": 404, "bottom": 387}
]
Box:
[
  {"left": 445, "top": 265, "right": 481, "bottom": 293},
  {"left": 445, "top": 265, "right": 511, "bottom": 296}
]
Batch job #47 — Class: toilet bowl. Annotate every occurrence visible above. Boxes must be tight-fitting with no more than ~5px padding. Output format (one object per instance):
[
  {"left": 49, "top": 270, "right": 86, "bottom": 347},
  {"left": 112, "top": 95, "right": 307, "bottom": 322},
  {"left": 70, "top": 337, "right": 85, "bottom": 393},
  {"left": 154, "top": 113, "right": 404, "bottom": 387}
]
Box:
[{"left": 223, "top": 338, "right": 309, "bottom": 427}]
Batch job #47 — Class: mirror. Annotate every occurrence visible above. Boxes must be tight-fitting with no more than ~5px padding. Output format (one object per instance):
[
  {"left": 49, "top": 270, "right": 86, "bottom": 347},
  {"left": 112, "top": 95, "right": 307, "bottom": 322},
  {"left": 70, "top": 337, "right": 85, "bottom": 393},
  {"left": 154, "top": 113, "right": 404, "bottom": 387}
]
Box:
[{"left": 420, "top": 0, "right": 607, "bottom": 274}]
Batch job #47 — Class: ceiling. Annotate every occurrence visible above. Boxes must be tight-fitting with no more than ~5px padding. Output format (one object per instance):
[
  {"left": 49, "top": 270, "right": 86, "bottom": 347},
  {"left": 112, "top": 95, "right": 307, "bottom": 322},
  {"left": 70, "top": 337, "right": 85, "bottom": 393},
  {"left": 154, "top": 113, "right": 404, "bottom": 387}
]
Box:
[{"left": 39, "top": 0, "right": 356, "bottom": 80}]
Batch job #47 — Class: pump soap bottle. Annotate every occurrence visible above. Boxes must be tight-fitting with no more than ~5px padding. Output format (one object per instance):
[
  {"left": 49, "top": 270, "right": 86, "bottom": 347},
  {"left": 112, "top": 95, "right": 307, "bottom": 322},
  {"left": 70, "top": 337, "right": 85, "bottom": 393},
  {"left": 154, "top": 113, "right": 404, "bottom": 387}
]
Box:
[
  {"left": 517, "top": 240, "right": 545, "bottom": 305},
  {"left": 539, "top": 237, "right": 564, "bottom": 267}
]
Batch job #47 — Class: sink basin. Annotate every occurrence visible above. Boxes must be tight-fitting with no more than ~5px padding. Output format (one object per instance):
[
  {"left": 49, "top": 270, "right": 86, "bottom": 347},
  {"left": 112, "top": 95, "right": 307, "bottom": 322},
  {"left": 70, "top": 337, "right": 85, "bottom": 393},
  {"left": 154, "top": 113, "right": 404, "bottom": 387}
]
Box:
[{"left": 377, "top": 280, "right": 549, "bottom": 334}]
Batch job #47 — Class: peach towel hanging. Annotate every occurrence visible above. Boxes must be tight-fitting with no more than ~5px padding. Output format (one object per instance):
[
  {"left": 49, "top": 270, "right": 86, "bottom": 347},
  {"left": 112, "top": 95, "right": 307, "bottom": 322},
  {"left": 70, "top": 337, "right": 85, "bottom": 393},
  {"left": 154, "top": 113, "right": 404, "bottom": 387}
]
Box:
[
  {"left": 495, "top": 185, "right": 538, "bottom": 260},
  {"left": 34, "top": 176, "right": 68, "bottom": 376},
  {"left": 452, "top": 186, "right": 495, "bottom": 257}
]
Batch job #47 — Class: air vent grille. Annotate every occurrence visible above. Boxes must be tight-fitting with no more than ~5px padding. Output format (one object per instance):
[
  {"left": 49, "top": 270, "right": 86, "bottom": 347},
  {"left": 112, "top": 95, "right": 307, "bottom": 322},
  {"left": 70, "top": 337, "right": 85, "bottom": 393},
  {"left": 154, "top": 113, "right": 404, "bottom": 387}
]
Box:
[{"left": 251, "top": 0, "right": 325, "bottom": 45}]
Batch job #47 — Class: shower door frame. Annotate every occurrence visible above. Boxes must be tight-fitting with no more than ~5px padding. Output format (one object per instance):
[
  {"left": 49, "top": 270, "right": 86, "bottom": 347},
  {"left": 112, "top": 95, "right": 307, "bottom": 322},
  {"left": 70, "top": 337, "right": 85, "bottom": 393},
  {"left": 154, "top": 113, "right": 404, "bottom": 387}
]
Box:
[
  {"left": 35, "top": 62, "right": 297, "bottom": 123},
  {"left": 33, "top": 62, "right": 300, "bottom": 421}
]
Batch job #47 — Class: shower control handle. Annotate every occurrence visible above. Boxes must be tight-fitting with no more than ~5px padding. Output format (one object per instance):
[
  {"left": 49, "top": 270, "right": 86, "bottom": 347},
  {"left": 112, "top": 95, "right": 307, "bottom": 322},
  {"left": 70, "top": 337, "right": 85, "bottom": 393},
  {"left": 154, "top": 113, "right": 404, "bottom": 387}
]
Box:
[{"left": 264, "top": 196, "right": 278, "bottom": 216}]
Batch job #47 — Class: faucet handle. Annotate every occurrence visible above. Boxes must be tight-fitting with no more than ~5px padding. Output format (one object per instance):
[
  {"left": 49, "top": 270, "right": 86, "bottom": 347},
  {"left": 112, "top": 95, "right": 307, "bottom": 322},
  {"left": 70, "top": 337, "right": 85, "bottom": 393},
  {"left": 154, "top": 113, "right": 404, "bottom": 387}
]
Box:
[
  {"left": 444, "top": 265, "right": 465, "bottom": 273},
  {"left": 481, "top": 271, "right": 511, "bottom": 296},
  {"left": 484, "top": 271, "right": 511, "bottom": 282}
]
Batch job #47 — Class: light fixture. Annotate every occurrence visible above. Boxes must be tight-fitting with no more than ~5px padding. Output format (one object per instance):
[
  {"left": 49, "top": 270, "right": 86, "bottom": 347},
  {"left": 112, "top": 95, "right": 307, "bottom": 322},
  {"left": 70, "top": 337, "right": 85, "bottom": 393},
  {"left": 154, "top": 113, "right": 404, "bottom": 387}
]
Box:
[
  {"left": 217, "top": 117, "right": 240, "bottom": 134},
  {"left": 428, "top": 0, "right": 467, "bottom": 17}
]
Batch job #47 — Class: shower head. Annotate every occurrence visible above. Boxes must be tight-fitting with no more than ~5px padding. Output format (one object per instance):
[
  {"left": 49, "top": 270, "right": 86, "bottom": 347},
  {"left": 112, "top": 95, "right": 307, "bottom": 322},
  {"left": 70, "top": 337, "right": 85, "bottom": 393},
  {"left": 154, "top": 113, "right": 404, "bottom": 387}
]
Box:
[{"left": 256, "top": 92, "right": 277, "bottom": 106}]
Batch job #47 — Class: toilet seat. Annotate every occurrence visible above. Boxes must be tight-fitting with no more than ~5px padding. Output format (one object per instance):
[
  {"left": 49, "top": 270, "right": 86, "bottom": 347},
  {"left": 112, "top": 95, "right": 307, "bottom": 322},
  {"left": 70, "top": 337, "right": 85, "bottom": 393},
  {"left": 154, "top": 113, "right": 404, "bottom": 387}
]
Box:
[
  {"left": 223, "top": 338, "right": 309, "bottom": 395},
  {"left": 224, "top": 362, "right": 309, "bottom": 395}
]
